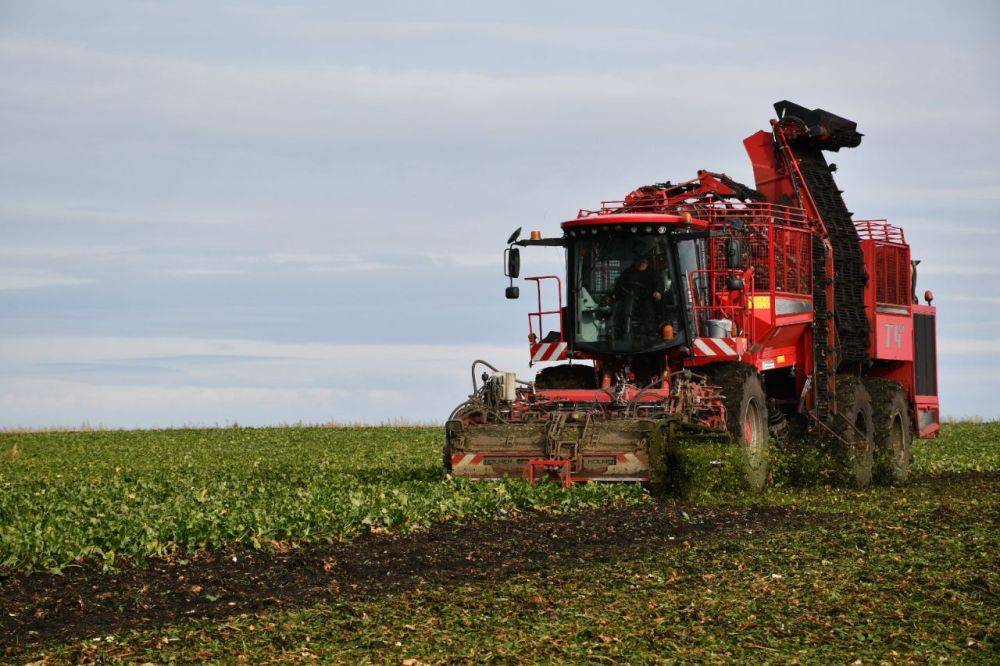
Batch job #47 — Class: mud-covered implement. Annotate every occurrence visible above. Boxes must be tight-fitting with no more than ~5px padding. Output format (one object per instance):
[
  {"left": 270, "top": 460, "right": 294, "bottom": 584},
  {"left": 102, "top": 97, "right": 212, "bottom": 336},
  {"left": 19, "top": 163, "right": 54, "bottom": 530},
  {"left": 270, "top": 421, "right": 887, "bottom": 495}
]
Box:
[
  {"left": 448, "top": 101, "right": 940, "bottom": 490},
  {"left": 446, "top": 362, "right": 726, "bottom": 483}
]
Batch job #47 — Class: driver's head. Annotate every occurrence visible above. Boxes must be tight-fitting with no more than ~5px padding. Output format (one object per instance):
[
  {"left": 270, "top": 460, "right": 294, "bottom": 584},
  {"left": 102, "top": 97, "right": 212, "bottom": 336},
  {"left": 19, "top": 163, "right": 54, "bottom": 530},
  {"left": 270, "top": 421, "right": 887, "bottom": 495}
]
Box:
[{"left": 636, "top": 258, "right": 649, "bottom": 271}]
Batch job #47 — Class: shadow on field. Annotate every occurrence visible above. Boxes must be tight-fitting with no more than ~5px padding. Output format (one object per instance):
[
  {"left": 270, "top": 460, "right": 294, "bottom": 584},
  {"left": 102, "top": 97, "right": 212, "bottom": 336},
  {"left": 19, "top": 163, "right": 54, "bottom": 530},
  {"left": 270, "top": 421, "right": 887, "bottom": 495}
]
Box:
[{"left": 0, "top": 500, "right": 820, "bottom": 653}]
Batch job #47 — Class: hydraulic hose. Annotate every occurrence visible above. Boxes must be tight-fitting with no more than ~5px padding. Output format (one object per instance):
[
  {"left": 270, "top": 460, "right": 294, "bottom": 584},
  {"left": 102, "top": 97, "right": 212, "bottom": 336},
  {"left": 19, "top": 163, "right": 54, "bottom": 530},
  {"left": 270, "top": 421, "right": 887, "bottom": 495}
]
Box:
[{"left": 470, "top": 359, "right": 532, "bottom": 393}]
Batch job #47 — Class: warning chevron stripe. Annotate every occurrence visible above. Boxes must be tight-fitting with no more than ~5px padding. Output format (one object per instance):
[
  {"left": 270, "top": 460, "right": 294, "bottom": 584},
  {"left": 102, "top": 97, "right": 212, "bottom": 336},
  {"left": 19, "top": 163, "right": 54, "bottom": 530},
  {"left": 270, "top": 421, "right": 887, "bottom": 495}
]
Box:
[
  {"left": 530, "top": 341, "right": 568, "bottom": 363},
  {"left": 692, "top": 337, "right": 745, "bottom": 357}
]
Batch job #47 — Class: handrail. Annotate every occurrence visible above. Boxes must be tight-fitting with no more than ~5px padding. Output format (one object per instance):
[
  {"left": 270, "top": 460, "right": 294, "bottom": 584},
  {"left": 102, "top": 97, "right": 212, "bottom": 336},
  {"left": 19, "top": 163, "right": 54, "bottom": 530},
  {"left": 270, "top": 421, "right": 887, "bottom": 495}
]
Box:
[
  {"left": 577, "top": 200, "right": 814, "bottom": 231},
  {"left": 525, "top": 275, "right": 564, "bottom": 343},
  {"left": 854, "top": 219, "right": 906, "bottom": 244}
]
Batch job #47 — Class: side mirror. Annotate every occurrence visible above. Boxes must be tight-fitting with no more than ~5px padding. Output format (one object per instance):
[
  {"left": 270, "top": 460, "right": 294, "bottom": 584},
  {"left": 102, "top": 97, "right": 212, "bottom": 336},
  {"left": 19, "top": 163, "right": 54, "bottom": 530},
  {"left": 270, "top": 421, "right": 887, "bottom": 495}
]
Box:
[
  {"left": 505, "top": 286, "right": 520, "bottom": 299},
  {"left": 725, "top": 238, "right": 745, "bottom": 270},
  {"left": 505, "top": 247, "right": 520, "bottom": 278}
]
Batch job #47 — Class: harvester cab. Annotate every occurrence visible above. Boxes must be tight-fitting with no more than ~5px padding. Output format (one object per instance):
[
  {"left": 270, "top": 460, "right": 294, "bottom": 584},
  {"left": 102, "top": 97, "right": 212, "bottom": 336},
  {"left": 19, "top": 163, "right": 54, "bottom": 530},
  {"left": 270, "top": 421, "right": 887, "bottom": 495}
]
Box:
[{"left": 446, "top": 101, "right": 940, "bottom": 490}]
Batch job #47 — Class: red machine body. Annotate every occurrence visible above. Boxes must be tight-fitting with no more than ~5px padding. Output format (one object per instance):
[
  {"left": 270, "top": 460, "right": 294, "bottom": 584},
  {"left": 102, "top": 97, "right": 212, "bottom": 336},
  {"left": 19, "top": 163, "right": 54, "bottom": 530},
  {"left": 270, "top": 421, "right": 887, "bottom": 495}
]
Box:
[{"left": 447, "top": 101, "right": 939, "bottom": 485}]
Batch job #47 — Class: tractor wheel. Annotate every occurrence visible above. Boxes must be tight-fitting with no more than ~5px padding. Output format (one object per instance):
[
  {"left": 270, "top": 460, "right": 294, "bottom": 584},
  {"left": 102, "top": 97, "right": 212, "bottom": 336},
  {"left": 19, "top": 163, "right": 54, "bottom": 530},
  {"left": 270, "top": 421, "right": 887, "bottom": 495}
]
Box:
[
  {"left": 442, "top": 434, "right": 452, "bottom": 473},
  {"left": 708, "top": 363, "right": 770, "bottom": 491},
  {"left": 534, "top": 364, "right": 597, "bottom": 390},
  {"left": 834, "top": 376, "right": 876, "bottom": 488},
  {"left": 866, "top": 378, "right": 913, "bottom": 484}
]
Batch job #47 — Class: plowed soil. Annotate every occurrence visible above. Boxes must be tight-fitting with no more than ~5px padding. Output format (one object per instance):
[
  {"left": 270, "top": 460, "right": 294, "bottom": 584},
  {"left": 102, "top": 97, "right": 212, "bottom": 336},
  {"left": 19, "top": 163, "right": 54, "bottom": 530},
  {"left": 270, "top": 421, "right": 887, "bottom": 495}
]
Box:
[{"left": 0, "top": 502, "right": 816, "bottom": 652}]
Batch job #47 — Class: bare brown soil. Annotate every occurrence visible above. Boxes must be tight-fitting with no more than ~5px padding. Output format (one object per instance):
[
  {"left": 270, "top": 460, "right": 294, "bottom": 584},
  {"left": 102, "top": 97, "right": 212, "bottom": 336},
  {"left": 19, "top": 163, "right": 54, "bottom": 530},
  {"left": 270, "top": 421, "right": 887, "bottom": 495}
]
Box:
[{"left": 0, "top": 502, "right": 815, "bottom": 653}]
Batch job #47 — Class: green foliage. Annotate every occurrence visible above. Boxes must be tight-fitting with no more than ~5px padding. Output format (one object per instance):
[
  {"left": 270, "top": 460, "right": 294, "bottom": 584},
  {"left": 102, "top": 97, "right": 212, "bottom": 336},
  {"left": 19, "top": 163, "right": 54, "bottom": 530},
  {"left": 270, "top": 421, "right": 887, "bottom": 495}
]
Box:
[
  {"left": 912, "top": 421, "right": 1000, "bottom": 474},
  {"left": 4, "top": 422, "right": 999, "bottom": 663},
  {"left": 1, "top": 421, "right": 996, "bottom": 574},
  {"left": 771, "top": 436, "right": 846, "bottom": 487},
  {"left": 771, "top": 420, "right": 1000, "bottom": 488},
  {"left": 0, "top": 427, "right": 643, "bottom": 573},
  {"left": 652, "top": 428, "right": 748, "bottom": 500},
  {"left": 34, "top": 443, "right": 1000, "bottom": 665}
]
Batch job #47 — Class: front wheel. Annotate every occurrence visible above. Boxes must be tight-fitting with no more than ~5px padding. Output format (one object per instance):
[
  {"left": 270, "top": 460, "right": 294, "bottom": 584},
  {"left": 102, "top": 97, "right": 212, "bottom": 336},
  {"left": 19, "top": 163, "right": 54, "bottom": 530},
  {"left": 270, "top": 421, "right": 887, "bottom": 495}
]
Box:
[{"left": 709, "top": 364, "right": 770, "bottom": 491}]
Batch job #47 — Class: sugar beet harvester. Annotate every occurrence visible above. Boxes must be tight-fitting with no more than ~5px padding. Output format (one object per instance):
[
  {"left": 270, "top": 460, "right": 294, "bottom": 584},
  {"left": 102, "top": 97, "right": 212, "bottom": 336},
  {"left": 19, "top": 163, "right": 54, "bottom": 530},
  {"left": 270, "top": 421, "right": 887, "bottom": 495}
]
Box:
[{"left": 446, "top": 101, "right": 940, "bottom": 489}]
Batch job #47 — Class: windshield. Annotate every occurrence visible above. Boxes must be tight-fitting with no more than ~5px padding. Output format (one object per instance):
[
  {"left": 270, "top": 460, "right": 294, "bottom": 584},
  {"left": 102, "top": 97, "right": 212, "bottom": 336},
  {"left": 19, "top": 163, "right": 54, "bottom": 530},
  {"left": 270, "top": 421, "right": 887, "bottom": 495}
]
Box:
[{"left": 572, "top": 231, "right": 687, "bottom": 354}]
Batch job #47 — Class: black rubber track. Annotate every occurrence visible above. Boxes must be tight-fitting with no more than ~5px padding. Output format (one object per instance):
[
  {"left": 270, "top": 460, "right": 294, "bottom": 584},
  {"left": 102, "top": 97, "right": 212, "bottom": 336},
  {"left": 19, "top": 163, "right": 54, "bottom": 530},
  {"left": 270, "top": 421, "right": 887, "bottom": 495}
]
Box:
[
  {"left": 812, "top": 234, "right": 833, "bottom": 417},
  {"left": 789, "top": 141, "right": 870, "bottom": 366}
]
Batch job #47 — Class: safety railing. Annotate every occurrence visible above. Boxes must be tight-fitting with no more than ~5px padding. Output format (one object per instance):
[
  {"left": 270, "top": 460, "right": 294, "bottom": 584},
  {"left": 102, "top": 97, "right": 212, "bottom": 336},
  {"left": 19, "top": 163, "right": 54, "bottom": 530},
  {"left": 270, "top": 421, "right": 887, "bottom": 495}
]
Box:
[
  {"left": 525, "top": 276, "right": 564, "bottom": 344},
  {"left": 855, "top": 219, "right": 906, "bottom": 245},
  {"left": 577, "top": 200, "right": 815, "bottom": 232}
]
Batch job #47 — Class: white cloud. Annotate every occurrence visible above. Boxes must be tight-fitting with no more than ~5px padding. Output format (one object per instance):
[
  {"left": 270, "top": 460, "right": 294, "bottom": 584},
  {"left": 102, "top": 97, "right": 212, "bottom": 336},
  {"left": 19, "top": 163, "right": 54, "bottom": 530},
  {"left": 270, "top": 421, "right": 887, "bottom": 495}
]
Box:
[
  {"left": 0, "top": 336, "right": 533, "bottom": 427},
  {"left": 166, "top": 267, "right": 245, "bottom": 277},
  {"left": 0, "top": 244, "right": 134, "bottom": 260},
  {"left": 263, "top": 253, "right": 395, "bottom": 273},
  {"left": 919, "top": 264, "right": 1000, "bottom": 277},
  {"left": 938, "top": 338, "right": 1000, "bottom": 355},
  {"left": 3, "top": 34, "right": 993, "bottom": 147},
  {"left": 0, "top": 269, "right": 95, "bottom": 290},
  {"left": 179, "top": 250, "right": 556, "bottom": 274},
  {"left": 255, "top": 18, "right": 722, "bottom": 55},
  {"left": 949, "top": 296, "right": 1000, "bottom": 305},
  {"left": 0, "top": 335, "right": 525, "bottom": 369},
  {"left": 906, "top": 222, "right": 1000, "bottom": 236},
  {"left": 0, "top": 379, "right": 351, "bottom": 429},
  {"left": 941, "top": 370, "right": 1000, "bottom": 383},
  {"left": 876, "top": 184, "right": 1000, "bottom": 204}
]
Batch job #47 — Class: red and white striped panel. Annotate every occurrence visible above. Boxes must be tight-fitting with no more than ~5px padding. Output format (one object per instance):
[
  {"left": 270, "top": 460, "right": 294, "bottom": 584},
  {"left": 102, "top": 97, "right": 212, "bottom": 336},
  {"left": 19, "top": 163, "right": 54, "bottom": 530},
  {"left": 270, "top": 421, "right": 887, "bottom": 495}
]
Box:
[
  {"left": 452, "top": 453, "right": 484, "bottom": 470},
  {"left": 530, "top": 341, "right": 568, "bottom": 363},
  {"left": 692, "top": 337, "right": 746, "bottom": 358}
]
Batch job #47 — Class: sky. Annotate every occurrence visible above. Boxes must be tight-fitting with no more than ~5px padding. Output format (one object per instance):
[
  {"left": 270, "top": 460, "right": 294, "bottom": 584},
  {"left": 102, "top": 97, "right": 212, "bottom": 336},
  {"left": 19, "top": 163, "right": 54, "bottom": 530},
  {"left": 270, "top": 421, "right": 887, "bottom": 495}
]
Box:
[{"left": 1, "top": 1, "right": 998, "bottom": 428}]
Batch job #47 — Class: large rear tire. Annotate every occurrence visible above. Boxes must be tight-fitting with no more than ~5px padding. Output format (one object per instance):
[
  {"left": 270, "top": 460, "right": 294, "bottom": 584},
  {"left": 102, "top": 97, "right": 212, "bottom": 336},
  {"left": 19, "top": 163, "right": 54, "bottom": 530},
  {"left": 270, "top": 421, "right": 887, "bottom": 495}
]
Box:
[
  {"left": 834, "top": 376, "right": 875, "bottom": 488},
  {"left": 866, "top": 378, "right": 913, "bottom": 484},
  {"left": 708, "top": 364, "right": 770, "bottom": 491}
]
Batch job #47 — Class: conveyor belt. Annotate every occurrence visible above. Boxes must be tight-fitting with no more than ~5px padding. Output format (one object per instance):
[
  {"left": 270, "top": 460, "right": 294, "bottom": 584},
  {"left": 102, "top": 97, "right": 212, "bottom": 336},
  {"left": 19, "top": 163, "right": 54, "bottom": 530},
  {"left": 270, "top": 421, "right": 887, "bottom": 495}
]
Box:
[
  {"left": 795, "top": 146, "right": 870, "bottom": 365},
  {"left": 775, "top": 101, "right": 870, "bottom": 367},
  {"left": 811, "top": 235, "right": 833, "bottom": 416}
]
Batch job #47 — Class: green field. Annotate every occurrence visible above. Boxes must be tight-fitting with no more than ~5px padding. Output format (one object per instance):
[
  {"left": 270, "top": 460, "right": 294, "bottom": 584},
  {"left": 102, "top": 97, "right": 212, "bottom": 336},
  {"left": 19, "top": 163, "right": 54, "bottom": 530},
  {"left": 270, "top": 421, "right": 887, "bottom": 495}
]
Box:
[
  {"left": 0, "top": 427, "right": 640, "bottom": 574},
  {"left": 1, "top": 422, "right": 997, "bottom": 663}
]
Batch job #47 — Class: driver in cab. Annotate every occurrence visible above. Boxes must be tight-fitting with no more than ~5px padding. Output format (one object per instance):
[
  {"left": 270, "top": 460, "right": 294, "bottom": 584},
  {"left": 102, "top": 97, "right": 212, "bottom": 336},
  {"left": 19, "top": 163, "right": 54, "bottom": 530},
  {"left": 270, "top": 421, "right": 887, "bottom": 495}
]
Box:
[{"left": 614, "top": 256, "right": 661, "bottom": 335}]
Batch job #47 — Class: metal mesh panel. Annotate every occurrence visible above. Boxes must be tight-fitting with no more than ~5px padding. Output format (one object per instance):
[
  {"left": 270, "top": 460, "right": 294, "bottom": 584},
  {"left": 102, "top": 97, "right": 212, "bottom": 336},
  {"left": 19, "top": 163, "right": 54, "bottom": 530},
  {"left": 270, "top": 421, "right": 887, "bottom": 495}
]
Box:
[
  {"left": 875, "top": 244, "right": 908, "bottom": 305},
  {"left": 774, "top": 228, "right": 812, "bottom": 295},
  {"left": 748, "top": 227, "right": 771, "bottom": 291},
  {"left": 707, "top": 225, "right": 811, "bottom": 295}
]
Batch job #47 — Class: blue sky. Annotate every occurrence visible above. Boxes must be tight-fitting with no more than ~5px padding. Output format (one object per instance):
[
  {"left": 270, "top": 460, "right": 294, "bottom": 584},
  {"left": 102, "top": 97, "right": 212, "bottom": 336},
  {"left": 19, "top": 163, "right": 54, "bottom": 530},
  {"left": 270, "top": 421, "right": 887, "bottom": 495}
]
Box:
[{"left": 1, "top": 1, "right": 998, "bottom": 427}]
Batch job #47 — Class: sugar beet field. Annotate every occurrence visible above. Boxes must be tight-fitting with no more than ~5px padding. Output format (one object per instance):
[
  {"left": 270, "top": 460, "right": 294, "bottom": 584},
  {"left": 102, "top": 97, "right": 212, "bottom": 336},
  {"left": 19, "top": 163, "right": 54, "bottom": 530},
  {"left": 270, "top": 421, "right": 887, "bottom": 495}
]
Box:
[{"left": 1, "top": 424, "right": 997, "bottom": 663}]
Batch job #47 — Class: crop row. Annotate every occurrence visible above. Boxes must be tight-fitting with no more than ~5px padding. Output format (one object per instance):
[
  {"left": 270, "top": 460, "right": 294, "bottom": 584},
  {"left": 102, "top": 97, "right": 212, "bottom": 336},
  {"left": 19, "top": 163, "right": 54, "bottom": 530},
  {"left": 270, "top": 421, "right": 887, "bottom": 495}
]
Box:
[
  {"left": 1, "top": 422, "right": 996, "bottom": 573},
  {"left": 0, "top": 427, "right": 640, "bottom": 573}
]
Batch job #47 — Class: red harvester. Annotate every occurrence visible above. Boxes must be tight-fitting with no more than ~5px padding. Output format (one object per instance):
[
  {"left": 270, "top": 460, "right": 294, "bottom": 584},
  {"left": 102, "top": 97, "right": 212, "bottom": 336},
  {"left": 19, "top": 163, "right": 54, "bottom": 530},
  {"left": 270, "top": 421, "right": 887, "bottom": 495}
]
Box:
[{"left": 446, "top": 101, "right": 939, "bottom": 489}]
